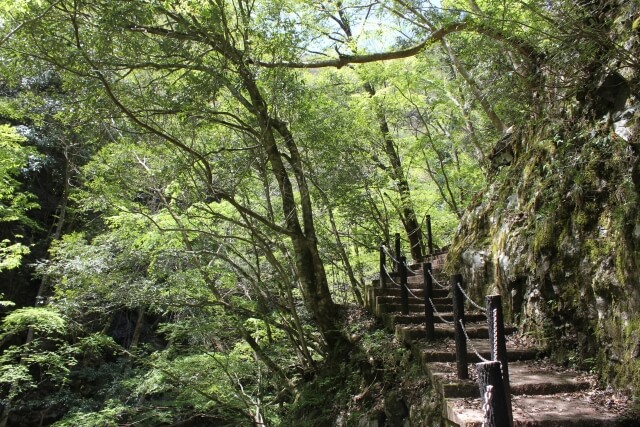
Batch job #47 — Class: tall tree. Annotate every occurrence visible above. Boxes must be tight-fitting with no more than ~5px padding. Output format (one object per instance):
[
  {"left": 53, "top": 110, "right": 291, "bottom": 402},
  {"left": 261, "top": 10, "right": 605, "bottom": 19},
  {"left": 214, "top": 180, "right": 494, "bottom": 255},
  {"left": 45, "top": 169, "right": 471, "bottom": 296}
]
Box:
[
  {"left": 318, "top": 0, "right": 426, "bottom": 261},
  {"left": 7, "top": 0, "right": 346, "bottom": 348}
]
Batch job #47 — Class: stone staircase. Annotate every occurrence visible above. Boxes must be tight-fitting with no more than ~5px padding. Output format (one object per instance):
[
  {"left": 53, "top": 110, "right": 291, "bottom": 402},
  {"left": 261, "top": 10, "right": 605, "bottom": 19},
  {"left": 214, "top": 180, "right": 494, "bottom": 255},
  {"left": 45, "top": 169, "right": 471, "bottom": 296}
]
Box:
[{"left": 365, "top": 254, "right": 636, "bottom": 426}]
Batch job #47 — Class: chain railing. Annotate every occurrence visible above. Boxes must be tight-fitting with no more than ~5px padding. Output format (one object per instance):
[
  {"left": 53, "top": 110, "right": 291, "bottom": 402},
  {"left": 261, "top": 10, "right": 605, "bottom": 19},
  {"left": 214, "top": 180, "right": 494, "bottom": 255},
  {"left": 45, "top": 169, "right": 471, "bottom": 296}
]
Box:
[
  {"left": 382, "top": 264, "right": 421, "bottom": 300},
  {"left": 482, "top": 384, "right": 494, "bottom": 427},
  {"left": 428, "top": 296, "right": 454, "bottom": 325},
  {"left": 458, "top": 318, "right": 491, "bottom": 363}
]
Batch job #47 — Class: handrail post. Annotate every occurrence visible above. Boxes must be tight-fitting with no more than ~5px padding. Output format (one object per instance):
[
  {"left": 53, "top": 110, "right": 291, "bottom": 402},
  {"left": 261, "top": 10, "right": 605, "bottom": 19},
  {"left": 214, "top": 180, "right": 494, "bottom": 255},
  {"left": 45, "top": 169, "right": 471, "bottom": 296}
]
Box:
[
  {"left": 452, "top": 274, "right": 469, "bottom": 379},
  {"left": 426, "top": 215, "right": 434, "bottom": 257},
  {"left": 394, "top": 232, "right": 401, "bottom": 272},
  {"left": 379, "top": 244, "right": 386, "bottom": 289},
  {"left": 476, "top": 361, "right": 510, "bottom": 427},
  {"left": 423, "top": 262, "right": 435, "bottom": 340},
  {"left": 400, "top": 256, "right": 409, "bottom": 315},
  {"left": 487, "top": 295, "right": 513, "bottom": 427}
]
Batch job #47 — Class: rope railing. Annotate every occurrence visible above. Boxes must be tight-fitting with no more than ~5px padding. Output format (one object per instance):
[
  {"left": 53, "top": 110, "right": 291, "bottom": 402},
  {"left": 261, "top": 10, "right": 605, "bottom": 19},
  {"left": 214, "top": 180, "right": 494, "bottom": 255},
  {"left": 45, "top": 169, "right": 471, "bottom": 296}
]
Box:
[
  {"left": 377, "top": 225, "right": 512, "bottom": 427},
  {"left": 406, "top": 263, "right": 420, "bottom": 275},
  {"left": 458, "top": 318, "right": 491, "bottom": 363},
  {"left": 429, "top": 297, "right": 454, "bottom": 324},
  {"left": 491, "top": 308, "right": 498, "bottom": 360},
  {"left": 457, "top": 282, "right": 487, "bottom": 313},
  {"left": 482, "top": 385, "right": 494, "bottom": 427},
  {"left": 383, "top": 265, "right": 421, "bottom": 300},
  {"left": 382, "top": 265, "right": 401, "bottom": 287},
  {"left": 452, "top": 283, "right": 514, "bottom": 426},
  {"left": 428, "top": 269, "right": 450, "bottom": 290},
  {"left": 390, "top": 217, "right": 436, "bottom": 266},
  {"left": 381, "top": 245, "right": 400, "bottom": 265}
]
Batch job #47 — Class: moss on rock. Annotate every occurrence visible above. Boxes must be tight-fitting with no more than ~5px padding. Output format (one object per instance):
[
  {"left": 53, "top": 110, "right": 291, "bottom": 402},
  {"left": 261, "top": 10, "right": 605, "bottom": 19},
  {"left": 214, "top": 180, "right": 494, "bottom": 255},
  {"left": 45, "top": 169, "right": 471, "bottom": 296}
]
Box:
[{"left": 446, "top": 112, "right": 640, "bottom": 399}]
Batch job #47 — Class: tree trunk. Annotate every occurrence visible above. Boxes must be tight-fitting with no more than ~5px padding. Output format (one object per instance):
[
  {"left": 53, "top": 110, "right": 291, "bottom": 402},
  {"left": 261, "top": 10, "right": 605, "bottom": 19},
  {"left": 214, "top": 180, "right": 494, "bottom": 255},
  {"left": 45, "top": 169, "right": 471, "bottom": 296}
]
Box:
[
  {"left": 331, "top": 5, "right": 424, "bottom": 261},
  {"left": 129, "top": 308, "right": 145, "bottom": 349},
  {"left": 240, "top": 73, "right": 344, "bottom": 349},
  {"left": 366, "top": 82, "right": 424, "bottom": 261}
]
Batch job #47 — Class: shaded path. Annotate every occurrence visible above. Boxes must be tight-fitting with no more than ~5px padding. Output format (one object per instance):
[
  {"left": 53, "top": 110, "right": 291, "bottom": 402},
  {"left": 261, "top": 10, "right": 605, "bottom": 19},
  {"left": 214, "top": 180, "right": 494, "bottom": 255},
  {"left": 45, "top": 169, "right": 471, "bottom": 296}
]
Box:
[{"left": 365, "top": 253, "right": 636, "bottom": 426}]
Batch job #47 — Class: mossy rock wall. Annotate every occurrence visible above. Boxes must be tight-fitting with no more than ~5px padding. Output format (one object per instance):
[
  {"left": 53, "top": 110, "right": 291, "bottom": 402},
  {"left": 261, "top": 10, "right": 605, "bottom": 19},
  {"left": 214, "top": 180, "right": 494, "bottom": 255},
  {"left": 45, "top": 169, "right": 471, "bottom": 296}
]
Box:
[{"left": 447, "top": 114, "right": 640, "bottom": 397}]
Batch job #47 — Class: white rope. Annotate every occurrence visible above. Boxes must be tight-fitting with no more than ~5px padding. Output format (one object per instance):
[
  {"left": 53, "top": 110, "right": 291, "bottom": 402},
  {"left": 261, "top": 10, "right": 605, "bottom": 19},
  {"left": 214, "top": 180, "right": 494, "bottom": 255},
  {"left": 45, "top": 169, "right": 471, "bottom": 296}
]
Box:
[
  {"left": 406, "top": 285, "right": 421, "bottom": 300},
  {"left": 408, "top": 226, "right": 421, "bottom": 236},
  {"left": 459, "top": 318, "right": 491, "bottom": 363},
  {"left": 457, "top": 282, "right": 486, "bottom": 312},
  {"left": 383, "top": 265, "right": 421, "bottom": 300},
  {"left": 406, "top": 264, "right": 420, "bottom": 275},
  {"left": 428, "top": 270, "right": 450, "bottom": 290},
  {"left": 382, "top": 245, "right": 400, "bottom": 264},
  {"left": 482, "top": 384, "right": 494, "bottom": 427},
  {"left": 492, "top": 308, "right": 499, "bottom": 361},
  {"left": 429, "top": 297, "right": 454, "bottom": 324},
  {"left": 383, "top": 265, "right": 401, "bottom": 287}
]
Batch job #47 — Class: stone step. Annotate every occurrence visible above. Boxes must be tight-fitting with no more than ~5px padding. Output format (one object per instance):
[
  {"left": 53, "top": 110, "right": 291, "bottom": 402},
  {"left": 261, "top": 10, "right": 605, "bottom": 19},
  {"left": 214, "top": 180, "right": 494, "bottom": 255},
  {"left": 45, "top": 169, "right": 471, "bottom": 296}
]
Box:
[
  {"left": 374, "top": 267, "right": 447, "bottom": 280},
  {"left": 372, "top": 272, "right": 448, "bottom": 286},
  {"left": 445, "top": 393, "right": 633, "bottom": 426},
  {"left": 381, "top": 312, "right": 488, "bottom": 330},
  {"left": 376, "top": 302, "right": 451, "bottom": 314},
  {"left": 383, "top": 270, "right": 419, "bottom": 279},
  {"left": 373, "top": 287, "right": 450, "bottom": 299},
  {"left": 415, "top": 338, "right": 546, "bottom": 364},
  {"left": 375, "top": 276, "right": 449, "bottom": 288},
  {"left": 375, "top": 295, "right": 450, "bottom": 306},
  {"left": 376, "top": 295, "right": 451, "bottom": 306},
  {"left": 425, "top": 360, "right": 592, "bottom": 399},
  {"left": 395, "top": 323, "right": 517, "bottom": 343},
  {"left": 370, "top": 251, "right": 637, "bottom": 426},
  {"left": 407, "top": 273, "right": 448, "bottom": 284}
]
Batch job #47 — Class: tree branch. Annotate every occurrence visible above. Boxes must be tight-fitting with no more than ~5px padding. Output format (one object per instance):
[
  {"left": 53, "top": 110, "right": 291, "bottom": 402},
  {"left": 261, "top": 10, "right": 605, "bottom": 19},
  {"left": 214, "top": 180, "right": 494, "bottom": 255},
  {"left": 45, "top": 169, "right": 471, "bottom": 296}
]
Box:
[
  {"left": 254, "top": 21, "right": 470, "bottom": 68},
  {"left": 254, "top": 17, "right": 544, "bottom": 69}
]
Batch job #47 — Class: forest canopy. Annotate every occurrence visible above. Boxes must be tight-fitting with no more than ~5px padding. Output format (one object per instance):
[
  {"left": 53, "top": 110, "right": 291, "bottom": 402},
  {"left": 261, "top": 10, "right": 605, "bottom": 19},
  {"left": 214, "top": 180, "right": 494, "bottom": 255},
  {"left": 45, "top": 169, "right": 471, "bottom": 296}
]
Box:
[{"left": 0, "top": 0, "right": 637, "bottom": 425}]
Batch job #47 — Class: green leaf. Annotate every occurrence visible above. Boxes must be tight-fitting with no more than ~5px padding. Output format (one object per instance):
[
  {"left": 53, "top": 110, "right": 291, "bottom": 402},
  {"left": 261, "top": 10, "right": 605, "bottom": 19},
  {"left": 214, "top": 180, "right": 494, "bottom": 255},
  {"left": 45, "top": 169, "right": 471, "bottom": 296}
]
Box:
[{"left": 1, "top": 307, "right": 67, "bottom": 337}]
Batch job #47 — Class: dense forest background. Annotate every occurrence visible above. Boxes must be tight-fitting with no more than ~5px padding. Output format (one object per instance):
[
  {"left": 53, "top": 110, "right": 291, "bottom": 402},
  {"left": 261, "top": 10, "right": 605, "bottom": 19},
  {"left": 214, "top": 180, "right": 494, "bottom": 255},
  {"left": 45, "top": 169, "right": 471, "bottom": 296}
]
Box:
[{"left": 0, "top": 0, "right": 638, "bottom": 426}]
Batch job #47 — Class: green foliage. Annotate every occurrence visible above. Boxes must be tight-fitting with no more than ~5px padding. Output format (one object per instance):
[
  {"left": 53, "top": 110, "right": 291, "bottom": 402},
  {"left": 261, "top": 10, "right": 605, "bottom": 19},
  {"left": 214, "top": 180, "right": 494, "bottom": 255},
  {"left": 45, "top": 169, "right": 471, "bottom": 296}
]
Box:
[
  {"left": 0, "top": 124, "right": 39, "bottom": 270},
  {"left": 52, "top": 402, "right": 127, "bottom": 427},
  {"left": 1, "top": 306, "right": 66, "bottom": 337},
  {"left": 4, "top": 0, "right": 637, "bottom": 423},
  {"left": 0, "top": 239, "right": 30, "bottom": 270}
]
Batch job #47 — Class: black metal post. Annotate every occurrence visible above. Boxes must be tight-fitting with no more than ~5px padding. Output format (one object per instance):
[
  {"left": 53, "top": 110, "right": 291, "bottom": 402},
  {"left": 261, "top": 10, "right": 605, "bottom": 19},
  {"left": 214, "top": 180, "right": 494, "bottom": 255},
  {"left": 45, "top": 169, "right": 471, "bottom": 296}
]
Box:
[
  {"left": 423, "top": 262, "right": 435, "bottom": 340},
  {"left": 379, "top": 244, "right": 386, "bottom": 289},
  {"left": 400, "top": 256, "right": 409, "bottom": 315},
  {"left": 487, "top": 295, "right": 513, "bottom": 427},
  {"left": 452, "top": 274, "right": 468, "bottom": 379},
  {"left": 426, "top": 215, "right": 433, "bottom": 257},
  {"left": 394, "top": 233, "right": 401, "bottom": 272},
  {"left": 476, "top": 361, "right": 510, "bottom": 427}
]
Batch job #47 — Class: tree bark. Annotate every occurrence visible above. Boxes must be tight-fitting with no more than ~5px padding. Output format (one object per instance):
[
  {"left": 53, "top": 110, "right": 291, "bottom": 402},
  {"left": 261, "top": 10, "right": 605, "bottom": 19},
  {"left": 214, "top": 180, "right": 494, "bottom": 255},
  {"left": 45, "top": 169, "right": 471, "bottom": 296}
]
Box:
[
  {"left": 240, "top": 72, "right": 343, "bottom": 349},
  {"left": 129, "top": 308, "right": 145, "bottom": 349},
  {"left": 373, "top": 102, "right": 425, "bottom": 262}
]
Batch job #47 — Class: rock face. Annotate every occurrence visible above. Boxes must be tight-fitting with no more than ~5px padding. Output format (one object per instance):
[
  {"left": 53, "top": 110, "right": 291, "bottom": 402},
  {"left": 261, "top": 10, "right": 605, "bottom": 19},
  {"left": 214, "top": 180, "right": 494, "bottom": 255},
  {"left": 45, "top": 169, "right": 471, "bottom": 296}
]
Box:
[
  {"left": 383, "top": 390, "right": 409, "bottom": 427},
  {"left": 593, "top": 72, "right": 631, "bottom": 118},
  {"left": 447, "top": 108, "right": 640, "bottom": 397}
]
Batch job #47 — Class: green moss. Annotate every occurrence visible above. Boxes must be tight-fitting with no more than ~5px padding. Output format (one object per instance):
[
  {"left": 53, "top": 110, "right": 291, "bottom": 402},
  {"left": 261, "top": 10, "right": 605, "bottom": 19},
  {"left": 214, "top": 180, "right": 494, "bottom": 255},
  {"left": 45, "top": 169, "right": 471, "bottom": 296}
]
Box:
[
  {"left": 450, "top": 114, "right": 640, "bottom": 399},
  {"left": 574, "top": 211, "right": 589, "bottom": 228},
  {"left": 595, "top": 317, "right": 640, "bottom": 399}
]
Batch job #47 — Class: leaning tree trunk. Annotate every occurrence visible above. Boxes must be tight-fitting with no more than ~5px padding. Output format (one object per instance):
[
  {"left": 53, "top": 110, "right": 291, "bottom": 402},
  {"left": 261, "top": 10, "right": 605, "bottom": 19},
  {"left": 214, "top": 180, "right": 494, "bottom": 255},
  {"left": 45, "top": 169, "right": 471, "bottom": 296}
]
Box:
[
  {"left": 332, "top": 8, "right": 424, "bottom": 262},
  {"left": 365, "top": 83, "right": 425, "bottom": 261},
  {"left": 242, "top": 75, "right": 344, "bottom": 350}
]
